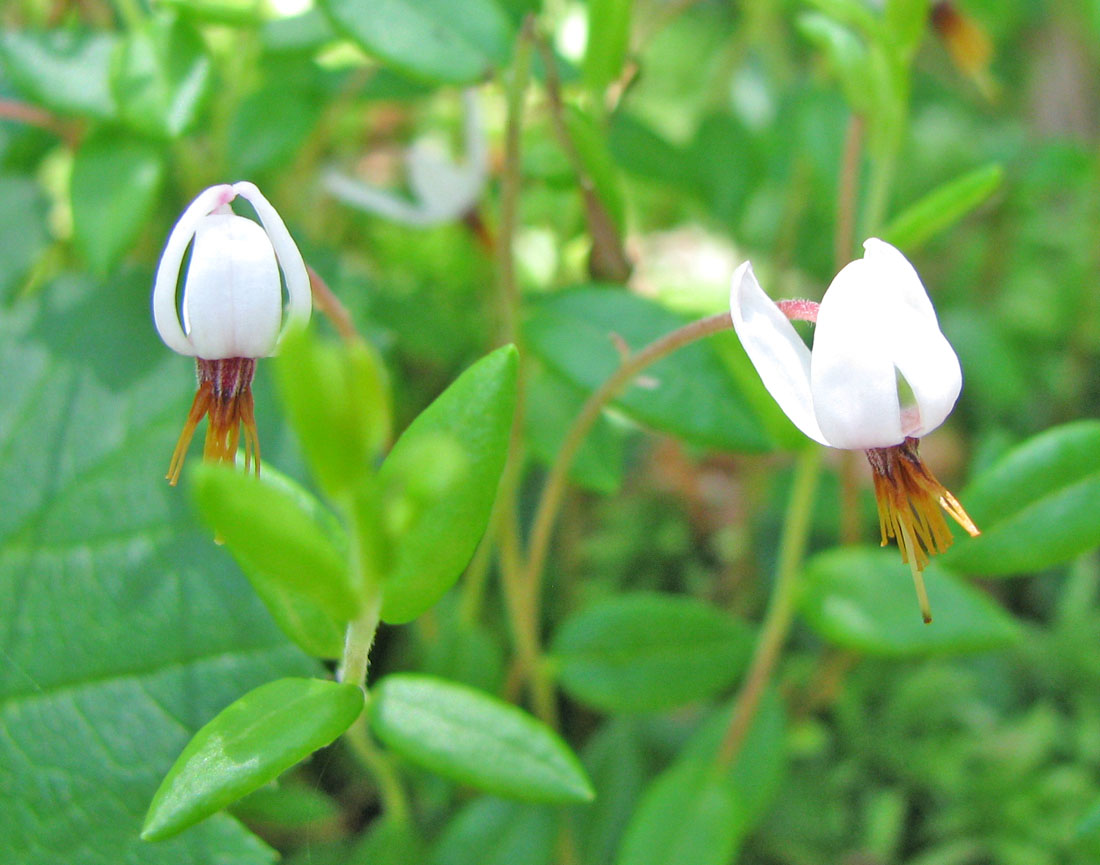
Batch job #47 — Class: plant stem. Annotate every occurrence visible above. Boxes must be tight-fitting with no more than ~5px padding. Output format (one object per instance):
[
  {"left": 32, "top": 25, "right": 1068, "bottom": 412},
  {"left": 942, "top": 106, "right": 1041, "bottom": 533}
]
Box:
[
  {"left": 307, "top": 265, "right": 359, "bottom": 343},
  {"left": 344, "top": 714, "right": 411, "bottom": 823},
  {"left": 524, "top": 312, "right": 734, "bottom": 634},
  {"left": 718, "top": 445, "right": 822, "bottom": 765},
  {"left": 338, "top": 590, "right": 382, "bottom": 689},
  {"left": 834, "top": 113, "right": 864, "bottom": 269}
]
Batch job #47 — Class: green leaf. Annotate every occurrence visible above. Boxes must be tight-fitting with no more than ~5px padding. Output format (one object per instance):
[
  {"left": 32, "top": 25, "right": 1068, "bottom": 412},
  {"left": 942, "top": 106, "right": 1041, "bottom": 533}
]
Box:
[
  {"left": 616, "top": 691, "right": 786, "bottom": 865},
  {"left": 884, "top": 0, "right": 930, "bottom": 58},
  {"left": 379, "top": 345, "right": 518, "bottom": 624},
  {"left": 796, "top": 13, "right": 873, "bottom": 115},
  {"left": 191, "top": 462, "right": 359, "bottom": 622},
  {"left": 525, "top": 366, "right": 625, "bottom": 495},
  {"left": 0, "top": 175, "right": 49, "bottom": 301},
  {"left": 882, "top": 163, "right": 1003, "bottom": 251},
  {"left": 564, "top": 105, "right": 626, "bottom": 232},
  {"left": 143, "top": 678, "right": 364, "bottom": 841},
  {"left": 70, "top": 128, "right": 165, "bottom": 274},
  {"left": 351, "top": 816, "right": 429, "bottom": 865},
  {"left": 940, "top": 422, "right": 1100, "bottom": 576},
  {"left": 276, "top": 328, "right": 392, "bottom": 501},
  {"left": 320, "top": 0, "right": 514, "bottom": 84},
  {"left": 232, "top": 782, "right": 341, "bottom": 828},
  {"left": 228, "top": 84, "right": 324, "bottom": 177},
  {"left": 159, "top": 0, "right": 266, "bottom": 26},
  {"left": 799, "top": 548, "right": 1021, "bottom": 655},
  {"left": 550, "top": 593, "right": 754, "bottom": 713},
  {"left": 573, "top": 720, "right": 647, "bottom": 865},
  {"left": 0, "top": 30, "right": 117, "bottom": 119},
  {"left": 584, "top": 0, "right": 633, "bottom": 94},
  {"left": 370, "top": 674, "right": 594, "bottom": 803},
  {"left": 430, "top": 797, "right": 557, "bottom": 865},
  {"left": 0, "top": 273, "right": 318, "bottom": 865},
  {"left": 111, "top": 16, "right": 212, "bottom": 139},
  {"left": 525, "top": 289, "right": 773, "bottom": 452}
]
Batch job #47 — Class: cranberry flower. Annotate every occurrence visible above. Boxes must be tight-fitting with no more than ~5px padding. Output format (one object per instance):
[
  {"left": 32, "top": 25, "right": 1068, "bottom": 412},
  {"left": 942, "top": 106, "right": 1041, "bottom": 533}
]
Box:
[
  {"left": 152, "top": 182, "right": 311, "bottom": 485},
  {"left": 730, "top": 238, "right": 979, "bottom": 622}
]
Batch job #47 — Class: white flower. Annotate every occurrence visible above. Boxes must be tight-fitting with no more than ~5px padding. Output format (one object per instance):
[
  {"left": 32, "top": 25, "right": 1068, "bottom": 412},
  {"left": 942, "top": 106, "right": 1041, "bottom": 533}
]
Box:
[
  {"left": 152, "top": 182, "right": 311, "bottom": 485},
  {"left": 729, "top": 238, "right": 962, "bottom": 450},
  {"left": 323, "top": 89, "right": 488, "bottom": 227},
  {"left": 152, "top": 181, "right": 311, "bottom": 360}
]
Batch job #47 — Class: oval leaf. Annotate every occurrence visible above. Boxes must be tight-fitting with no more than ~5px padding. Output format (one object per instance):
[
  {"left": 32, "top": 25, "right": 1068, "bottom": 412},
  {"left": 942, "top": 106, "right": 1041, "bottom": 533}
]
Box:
[
  {"left": 883, "top": 163, "right": 1003, "bottom": 251},
  {"left": 370, "top": 674, "right": 594, "bottom": 803},
  {"left": 0, "top": 30, "right": 117, "bottom": 119},
  {"left": 71, "top": 129, "right": 164, "bottom": 274},
  {"left": 430, "top": 797, "right": 558, "bottom": 865},
  {"left": 799, "top": 548, "right": 1020, "bottom": 655},
  {"left": 940, "top": 422, "right": 1100, "bottom": 576},
  {"left": 191, "top": 462, "right": 359, "bottom": 621},
  {"left": 321, "top": 0, "right": 514, "bottom": 84},
  {"left": 380, "top": 345, "right": 517, "bottom": 624},
  {"left": 550, "top": 593, "right": 754, "bottom": 713},
  {"left": 525, "top": 289, "right": 773, "bottom": 452},
  {"left": 142, "top": 677, "right": 364, "bottom": 841}
]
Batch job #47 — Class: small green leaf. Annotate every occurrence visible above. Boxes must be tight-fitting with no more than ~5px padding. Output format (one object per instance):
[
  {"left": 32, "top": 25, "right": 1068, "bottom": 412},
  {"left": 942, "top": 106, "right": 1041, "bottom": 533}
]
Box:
[
  {"left": 228, "top": 84, "right": 324, "bottom": 176},
  {"left": 882, "top": 163, "right": 1003, "bottom": 251},
  {"left": 370, "top": 674, "right": 594, "bottom": 803},
  {"left": 143, "top": 677, "right": 364, "bottom": 841},
  {"left": 232, "top": 782, "right": 341, "bottom": 828},
  {"left": 799, "top": 548, "right": 1021, "bottom": 655},
  {"left": 159, "top": 0, "right": 266, "bottom": 26},
  {"left": 70, "top": 128, "right": 165, "bottom": 274},
  {"left": 584, "top": 0, "right": 633, "bottom": 94},
  {"left": 276, "top": 327, "right": 392, "bottom": 500},
  {"left": 796, "top": 13, "right": 873, "bottom": 115},
  {"left": 574, "top": 720, "right": 647, "bottom": 865},
  {"left": 430, "top": 797, "right": 558, "bottom": 865},
  {"left": 379, "top": 345, "right": 517, "bottom": 624},
  {"left": 564, "top": 105, "right": 626, "bottom": 232},
  {"left": 884, "top": 0, "right": 930, "bottom": 59},
  {"left": 191, "top": 462, "right": 359, "bottom": 622},
  {"left": 0, "top": 175, "right": 49, "bottom": 300},
  {"left": 550, "top": 593, "right": 754, "bottom": 713},
  {"left": 940, "top": 421, "right": 1100, "bottom": 576},
  {"left": 111, "top": 16, "right": 212, "bottom": 139},
  {"left": 0, "top": 30, "right": 117, "bottom": 119},
  {"left": 525, "top": 289, "right": 773, "bottom": 452},
  {"left": 321, "top": 0, "right": 514, "bottom": 84}
]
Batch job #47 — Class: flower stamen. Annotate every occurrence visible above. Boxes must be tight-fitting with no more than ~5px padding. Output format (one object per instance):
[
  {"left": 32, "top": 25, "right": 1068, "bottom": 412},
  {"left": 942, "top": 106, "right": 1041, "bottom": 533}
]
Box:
[{"left": 866, "top": 437, "right": 980, "bottom": 623}]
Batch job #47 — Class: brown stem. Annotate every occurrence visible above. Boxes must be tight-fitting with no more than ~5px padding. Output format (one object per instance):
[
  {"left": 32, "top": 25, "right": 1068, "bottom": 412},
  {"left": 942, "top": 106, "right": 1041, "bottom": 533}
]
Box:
[
  {"left": 307, "top": 265, "right": 358, "bottom": 343},
  {"left": 0, "top": 98, "right": 81, "bottom": 146}
]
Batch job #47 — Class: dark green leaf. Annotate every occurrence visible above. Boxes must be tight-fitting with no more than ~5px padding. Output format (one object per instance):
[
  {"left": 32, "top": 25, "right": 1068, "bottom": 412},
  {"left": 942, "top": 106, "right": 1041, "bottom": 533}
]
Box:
[
  {"left": 524, "top": 289, "right": 773, "bottom": 452},
  {"left": 351, "top": 816, "right": 429, "bottom": 865},
  {"left": 143, "top": 677, "right": 364, "bottom": 841},
  {"left": 799, "top": 548, "right": 1021, "bottom": 654},
  {"left": 550, "top": 593, "right": 754, "bottom": 713},
  {"left": 430, "top": 798, "right": 557, "bottom": 865},
  {"left": 883, "top": 163, "right": 1003, "bottom": 251},
  {"left": 321, "top": 0, "right": 514, "bottom": 84},
  {"left": 191, "top": 462, "right": 359, "bottom": 622},
  {"left": 379, "top": 345, "right": 517, "bottom": 624},
  {"left": 228, "top": 84, "right": 324, "bottom": 176},
  {"left": 0, "top": 30, "right": 117, "bottom": 119},
  {"left": 70, "top": 129, "right": 165, "bottom": 274},
  {"left": 941, "top": 422, "right": 1100, "bottom": 576},
  {"left": 574, "top": 720, "right": 647, "bottom": 865},
  {"left": 370, "top": 674, "right": 594, "bottom": 803},
  {"left": 111, "top": 16, "right": 212, "bottom": 139}
]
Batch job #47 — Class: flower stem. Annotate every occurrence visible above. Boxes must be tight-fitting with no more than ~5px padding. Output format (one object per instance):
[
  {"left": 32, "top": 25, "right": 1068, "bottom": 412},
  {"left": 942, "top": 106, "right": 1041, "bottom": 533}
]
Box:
[
  {"left": 344, "top": 714, "right": 411, "bottom": 823},
  {"left": 338, "top": 590, "right": 382, "bottom": 689},
  {"left": 718, "top": 445, "right": 822, "bottom": 765}
]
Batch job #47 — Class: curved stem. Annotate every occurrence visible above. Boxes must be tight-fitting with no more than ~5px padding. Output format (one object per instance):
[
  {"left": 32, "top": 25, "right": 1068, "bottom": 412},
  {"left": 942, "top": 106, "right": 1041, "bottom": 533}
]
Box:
[
  {"left": 344, "top": 714, "right": 411, "bottom": 823},
  {"left": 523, "top": 312, "right": 734, "bottom": 624},
  {"left": 718, "top": 445, "right": 822, "bottom": 765}
]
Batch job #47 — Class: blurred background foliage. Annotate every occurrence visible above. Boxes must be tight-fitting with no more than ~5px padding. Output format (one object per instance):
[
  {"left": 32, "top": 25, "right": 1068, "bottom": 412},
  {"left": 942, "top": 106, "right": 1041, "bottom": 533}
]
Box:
[{"left": 2, "top": 0, "right": 1100, "bottom": 863}]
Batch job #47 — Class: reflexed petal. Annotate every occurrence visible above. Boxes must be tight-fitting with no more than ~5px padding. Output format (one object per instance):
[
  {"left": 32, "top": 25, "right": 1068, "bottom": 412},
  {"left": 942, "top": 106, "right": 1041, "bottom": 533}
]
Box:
[
  {"left": 182, "top": 214, "right": 282, "bottom": 359},
  {"left": 729, "top": 261, "right": 827, "bottom": 445},
  {"left": 811, "top": 258, "right": 904, "bottom": 449},
  {"left": 153, "top": 184, "right": 235, "bottom": 356},
  {"left": 232, "top": 181, "right": 311, "bottom": 338},
  {"left": 406, "top": 142, "right": 482, "bottom": 221}
]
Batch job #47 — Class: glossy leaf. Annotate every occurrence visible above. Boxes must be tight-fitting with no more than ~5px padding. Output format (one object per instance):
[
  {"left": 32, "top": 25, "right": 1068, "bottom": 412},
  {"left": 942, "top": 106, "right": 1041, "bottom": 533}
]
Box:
[
  {"left": 525, "top": 289, "right": 773, "bottom": 452},
  {"left": 0, "top": 31, "right": 117, "bottom": 119},
  {"left": 276, "top": 328, "right": 392, "bottom": 500},
  {"left": 191, "top": 462, "right": 358, "bottom": 622},
  {"left": 370, "top": 674, "right": 594, "bottom": 803},
  {"left": 799, "top": 548, "right": 1020, "bottom": 654},
  {"left": 550, "top": 593, "right": 754, "bottom": 713},
  {"left": 0, "top": 276, "right": 317, "bottom": 865},
  {"left": 430, "top": 797, "right": 557, "bottom": 865},
  {"left": 321, "top": 0, "right": 514, "bottom": 84},
  {"left": 883, "top": 163, "right": 1003, "bottom": 251},
  {"left": 941, "top": 421, "right": 1100, "bottom": 576},
  {"left": 143, "top": 678, "right": 364, "bottom": 841},
  {"left": 71, "top": 129, "right": 165, "bottom": 274},
  {"left": 379, "top": 345, "right": 517, "bottom": 624},
  {"left": 111, "top": 16, "right": 212, "bottom": 139}
]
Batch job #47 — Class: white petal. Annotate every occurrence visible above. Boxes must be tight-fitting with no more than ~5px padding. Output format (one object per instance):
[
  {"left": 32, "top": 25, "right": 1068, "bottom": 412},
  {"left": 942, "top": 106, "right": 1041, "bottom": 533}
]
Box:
[
  {"left": 152, "top": 184, "right": 235, "bottom": 356},
  {"left": 461, "top": 88, "right": 489, "bottom": 180},
  {"left": 729, "top": 261, "right": 828, "bottom": 445},
  {"left": 232, "top": 181, "right": 311, "bottom": 339},
  {"left": 406, "top": 141, "right": 480, "bottom": 221},
  {"left": 811, "top": 257, "right": 904, "bottom": 449},
  {"left": 182, "top": 214, "right": 282, "bottom": 359},
  {"left": 862, "top": 239, "right": 961, "bottom": 436},
  {"left": 323, "top": 169, "right": 436, "bottom": 226}
]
